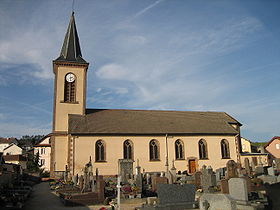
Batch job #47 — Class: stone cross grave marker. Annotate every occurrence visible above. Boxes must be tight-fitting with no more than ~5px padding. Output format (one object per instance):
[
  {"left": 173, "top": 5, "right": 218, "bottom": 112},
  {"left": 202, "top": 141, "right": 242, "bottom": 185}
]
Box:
[{"left": 201, "top": 165, "right": 216, "bottom": 193}]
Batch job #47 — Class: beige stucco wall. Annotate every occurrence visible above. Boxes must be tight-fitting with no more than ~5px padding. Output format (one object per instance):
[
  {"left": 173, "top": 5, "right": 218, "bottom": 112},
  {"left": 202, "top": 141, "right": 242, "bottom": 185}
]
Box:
[
  {"left": 54, "top": 65, "right": 86, "bottom": 132},
  {"left": 72, "top": 135, "right": 238, "bottom": 176},
  {"left": 34, "top": 146, "right": 51, "bottom": 172},
  {"left": 240, "top": 154, "right": 269, "bottom": 167},
  {"left": 241, "top": 137, "right": 252, "bottom": 153},
  {"left": 53, "top": 136, "right": 68, "bottom": 171},
  {"left": 266, "top": 139, "right": 280, "bottom": 158}
]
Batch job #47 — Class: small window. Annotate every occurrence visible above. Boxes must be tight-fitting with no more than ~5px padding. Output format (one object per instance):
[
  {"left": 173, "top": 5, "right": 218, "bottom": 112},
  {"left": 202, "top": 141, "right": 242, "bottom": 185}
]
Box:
[
  {"left": 175, "top": 139, "right": 184, "bottom": 160},
  {"left": 41, "top": 148, "right": 45, "bottom": 154},
  {"left": 123, "top": 140, "right": 133, "bottom": 160},
  {"left": 40, "top": 159, "right": 45, "bottom": 166},
  {"left": 95, "top": 140, "right": 105, "bottom": 162},
  {"left": 276, "top": 144, "right": 280, "bottom": 150},
  {"left": 149, "top": 140, "right": 160, "bottom": 161},
  {"left": 199, "top": 139, "right": 208, "bottom": 159},
  {"left": 221, "top": 139, "right": 230, "bottom": 159}
]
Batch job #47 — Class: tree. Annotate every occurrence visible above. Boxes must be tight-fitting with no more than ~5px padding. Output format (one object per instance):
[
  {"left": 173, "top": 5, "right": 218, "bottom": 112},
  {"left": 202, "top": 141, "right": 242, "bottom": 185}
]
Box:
[{"left": 26, "top": 151, "right": 40, "bottom": 173}]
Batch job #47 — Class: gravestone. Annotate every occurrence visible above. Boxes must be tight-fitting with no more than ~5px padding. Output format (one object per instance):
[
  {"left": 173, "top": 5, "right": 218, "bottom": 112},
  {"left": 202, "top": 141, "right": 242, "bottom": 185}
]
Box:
[
  {"left": 151, "top": 176, "right": 168, "bottom": 192},
  {"left": 194, "top": 171, "right": 202, "bottom": 188},
  {"left": 267, "top": 167, "right": 275, "bottom": 176},
  {"left": 146, "top": 173, "right": 151, "bottom": 185},
  {"left": 244, "top": 158, "right": 251, "bottom": 175},
  {"left": 135, "top": 160, "right": 143, "bottom": 194},
  {"left": 229, "top": 178, "right": 248, "bottom": 202},
  {"left": 179, "top": 175, "right": 194, "bottom": 185},
  {"left": 201, "top": 165, "right": 216, "bottom": 193},
  {"left": 255, "top": 166, "right": 265, "bottom": 175},
  {"left": 220, "top": 179, "right": 229, "bottom": 194},
  {"left": 73, "top": 173, "right": 78, "bottom": 186},
  {"left": 157, "top": 184, "right": 196, "bottom": 208},
  {"left": 118, "top": 159, "right": 133, "bottom": 183},
  {"left": 241, "top": 176, "right": 252, "bottom": 193},
  {"left": 169, "top": 160, "right": 177, "bottom": 184},
  {"left": 215, "top": 167, "right": 226, "bottom": 183},
  {"left": 264, "top": 182, "right": 280, "bottom": 210},
  {"left": 258, "top": 175, "right": 277, "bottom": 184},
  {"left": 226, "top": 160, "right": 238, "bottom": 179},
  {"left": 199, "top": 193, "right": 236, "bottom": 210},
  {"left": 96, "top": 175, "right": 105, "bottom": 202},
  {"left": 79, "top": 175, "right": 84, "bottom": 190}
]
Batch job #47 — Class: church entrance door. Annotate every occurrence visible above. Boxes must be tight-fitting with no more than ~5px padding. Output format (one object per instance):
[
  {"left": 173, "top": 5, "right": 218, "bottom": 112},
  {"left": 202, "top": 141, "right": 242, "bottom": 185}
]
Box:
[{"left": 189, "top": 159, "right": 196, "bottom": 174}]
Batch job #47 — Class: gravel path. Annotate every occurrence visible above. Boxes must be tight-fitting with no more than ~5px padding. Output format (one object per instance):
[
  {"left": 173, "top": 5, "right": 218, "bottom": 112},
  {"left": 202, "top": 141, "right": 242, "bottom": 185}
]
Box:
[
  {"left": 23, "top": 182, "right": 90, "bottom": 210},
  {"left": 22, "top": 182, "right": 144, "bottom": 210}
]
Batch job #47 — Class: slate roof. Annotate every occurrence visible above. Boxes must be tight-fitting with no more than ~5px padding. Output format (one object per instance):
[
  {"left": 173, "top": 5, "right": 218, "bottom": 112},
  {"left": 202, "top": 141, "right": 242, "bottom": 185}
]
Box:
[
  {"left": 68, "top": 109, "right": 240, "bottom": 135},
  {"left": 54, "top": 12, "right": 87, "bottom": 64}
]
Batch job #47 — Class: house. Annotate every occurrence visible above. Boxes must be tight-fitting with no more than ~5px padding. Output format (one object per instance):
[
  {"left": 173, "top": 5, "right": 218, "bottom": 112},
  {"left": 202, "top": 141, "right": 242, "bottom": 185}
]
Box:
[
  {"left": 34, "top": 135, "right": 51, "bottom": 172},
  {"left": 50, "top": 13, "right": 246, "bottom": 178},
  {"left": 239, "top": 137, "right": 269, "bottom": 168},
  {"left": 241, "top": 137, "right": 252, "bottom": 153},
  {"left": 265, "top": 136, "right": 280, "bottom": 170},
  {"left": 3, "top": 143, "right": 23, "bottom": 156},
  {"left": 0, "top": 138, "right": 16, "bottom": 153}
]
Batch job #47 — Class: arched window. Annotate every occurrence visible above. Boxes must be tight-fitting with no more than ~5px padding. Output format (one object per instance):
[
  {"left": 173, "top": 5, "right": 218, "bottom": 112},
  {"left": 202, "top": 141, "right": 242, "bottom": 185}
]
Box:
[
  {"left": 123, "top": 140, "right": 133, "bottom": 160},
  {"left": 198, "top": 139, "right": 208, "bottom": 159},
  {"left": 175, "top": 139, "right": 184, "bottom": 160},
  {"left": 95, "top": 140, "right": 105, "bottom": 162},
  {"left": 64, "top": 73, "right": 76, "bottom": 102},
  {"left": 149, "top": 139, "right": 159, "bottom": 161},
  {"left": 221, "top": 139, "right": 230, "bottom": 159}
]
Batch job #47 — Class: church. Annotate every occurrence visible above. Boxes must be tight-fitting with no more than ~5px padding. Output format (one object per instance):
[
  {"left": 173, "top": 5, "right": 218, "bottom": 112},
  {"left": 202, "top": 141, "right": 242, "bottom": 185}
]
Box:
[{"left": 50, "top": 13, "right": 244, "bottom": 178}]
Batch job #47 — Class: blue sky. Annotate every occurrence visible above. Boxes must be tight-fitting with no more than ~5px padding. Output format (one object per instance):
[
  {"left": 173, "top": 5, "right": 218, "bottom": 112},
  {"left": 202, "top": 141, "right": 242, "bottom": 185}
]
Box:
[{"left": 0, "top": 0, "right": 279, "bottom": 142}]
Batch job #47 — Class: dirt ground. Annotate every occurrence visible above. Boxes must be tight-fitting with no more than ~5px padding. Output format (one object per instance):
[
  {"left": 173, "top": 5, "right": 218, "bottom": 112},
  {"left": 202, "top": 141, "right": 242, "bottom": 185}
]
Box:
[{"left": 23, "top": 182, "right": 145, "bottom": 210}]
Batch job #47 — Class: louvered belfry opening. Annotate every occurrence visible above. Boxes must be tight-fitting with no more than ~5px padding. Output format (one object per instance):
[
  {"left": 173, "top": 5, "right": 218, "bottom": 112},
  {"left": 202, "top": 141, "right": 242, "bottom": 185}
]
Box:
[{"left": 64, "top": 78, "right": 76, "bottom": 102}]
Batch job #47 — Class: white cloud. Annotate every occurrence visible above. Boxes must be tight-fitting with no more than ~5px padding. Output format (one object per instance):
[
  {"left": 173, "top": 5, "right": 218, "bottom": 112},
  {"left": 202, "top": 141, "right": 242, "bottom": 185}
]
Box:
[
  {"left": 133, "top": 0, "right": 165, "bottom": 19},
  {"left": 96, "top": 63, "right": 128, "bottom": 80}
]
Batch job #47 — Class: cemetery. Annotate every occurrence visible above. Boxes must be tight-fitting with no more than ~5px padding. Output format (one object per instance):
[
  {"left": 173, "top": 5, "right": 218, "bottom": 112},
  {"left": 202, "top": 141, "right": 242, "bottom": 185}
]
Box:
[{"left": 47, "top": 157, "right": 280, "bottom": 210}]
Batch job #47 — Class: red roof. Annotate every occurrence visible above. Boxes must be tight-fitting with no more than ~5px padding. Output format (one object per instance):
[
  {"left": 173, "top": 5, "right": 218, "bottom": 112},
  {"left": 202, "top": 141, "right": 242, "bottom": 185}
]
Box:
[
  {"left": 264, "top": 136, "right": 280, "bottom": 148},
  {"left": 0, "top": 138, "right": 15, "bottom": 144}
]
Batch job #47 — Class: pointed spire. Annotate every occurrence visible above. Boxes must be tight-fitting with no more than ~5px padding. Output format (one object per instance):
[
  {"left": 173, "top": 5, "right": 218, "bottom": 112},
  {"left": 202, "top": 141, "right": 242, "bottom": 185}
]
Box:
[{"left": 55, "top": 12, "right": 87, "bottom": 63}]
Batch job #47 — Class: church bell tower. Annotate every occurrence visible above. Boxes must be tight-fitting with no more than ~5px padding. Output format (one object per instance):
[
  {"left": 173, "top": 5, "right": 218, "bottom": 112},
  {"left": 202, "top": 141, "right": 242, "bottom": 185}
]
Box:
[
  {"left": 51, "top": 12, "right": 89, "bottom": 176},
  {"left": 52, "top": 12, "right": 89, "bottom": 133}
]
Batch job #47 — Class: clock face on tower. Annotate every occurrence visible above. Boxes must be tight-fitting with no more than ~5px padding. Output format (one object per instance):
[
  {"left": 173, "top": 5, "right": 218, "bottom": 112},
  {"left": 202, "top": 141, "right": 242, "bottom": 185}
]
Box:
[{"left": 66, "top": 73, "right": 75, "bottom": 83}]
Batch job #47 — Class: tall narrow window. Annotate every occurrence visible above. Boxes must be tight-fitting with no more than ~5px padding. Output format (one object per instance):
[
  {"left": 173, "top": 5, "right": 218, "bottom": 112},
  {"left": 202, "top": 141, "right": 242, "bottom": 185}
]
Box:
[
  {"left": 123, "top": 140, "right": 133, "bottom": 159},
  {"left": 149, "top": 140, "right": 159, "bottom": 161},
  {"left": 95, "top": 140, "right": 105, "bottom": 162},
  {"left": 175, "top": 139, "right": 184, "bottom": 160},
  {"left": 221, "top": 139, "right": 230, "bottom": 159},
  {"left": 198, "top": 139, "right": 208, "bottom": 159},
  {"left": 64, "top": 73, "right": 76, "bottom": 102}
]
